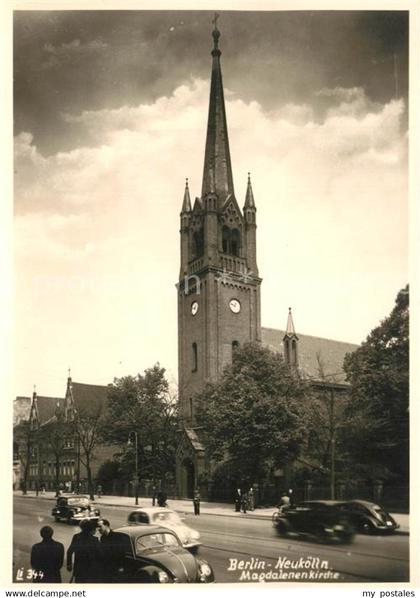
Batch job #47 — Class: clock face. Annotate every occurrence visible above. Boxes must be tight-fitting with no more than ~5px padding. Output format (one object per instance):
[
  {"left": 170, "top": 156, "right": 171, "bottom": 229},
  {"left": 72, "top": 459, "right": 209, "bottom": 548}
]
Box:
[
  {"left": 191, "top": 301, "right": 199, "bottom": 316},
  {"left": 229, "top": 299, "right": 241, "bottom": 314}
]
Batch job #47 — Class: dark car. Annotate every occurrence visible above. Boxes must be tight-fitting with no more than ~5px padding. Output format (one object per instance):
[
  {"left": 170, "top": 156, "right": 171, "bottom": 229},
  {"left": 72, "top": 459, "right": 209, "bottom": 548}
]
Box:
[
  {"left": 110, "top": 525, "right": 214, "bottom": 583},
  {"left": 335, "top": 500, "right": 400, "bottom": 533},
  {"left": 51, "top": 494, "right": 100, "bottom": 524},
  {"left": 272, "top": 500, "right": 355, "bottom": 544}
]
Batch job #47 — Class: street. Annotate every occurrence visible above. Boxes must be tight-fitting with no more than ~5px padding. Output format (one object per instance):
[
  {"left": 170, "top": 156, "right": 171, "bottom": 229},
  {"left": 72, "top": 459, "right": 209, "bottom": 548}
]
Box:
[{"left": 13, "top": 496, "right": 409, "bottom": 584}]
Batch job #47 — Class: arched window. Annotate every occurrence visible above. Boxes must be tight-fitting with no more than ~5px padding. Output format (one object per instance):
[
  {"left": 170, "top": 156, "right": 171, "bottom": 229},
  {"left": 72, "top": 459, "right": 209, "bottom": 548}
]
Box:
[
  {"left": 222, "top": 226, "right": 230, "bottom": 253},
  {"left": 284, "top": 339, "right": 290, "bottom": 364},
  {"left": 291, "top": 340, "right": 297, "bottom": 366},
  {"left": 230, "top": 229, "right": 240, "bottom": 256},
  {"left": 192, "top": 342, "right": 198, "bottom": 372},
  {"left": 193, "top": 229, "right": 204, "bottom": 258},
  {"left": 222, "top": 226, "right": 241, "bottom": 256}
]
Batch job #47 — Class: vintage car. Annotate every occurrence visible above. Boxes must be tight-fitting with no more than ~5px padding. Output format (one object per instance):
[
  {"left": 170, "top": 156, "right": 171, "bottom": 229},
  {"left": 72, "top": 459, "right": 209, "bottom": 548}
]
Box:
[
  {"left": 127, "top": 507, "right": 201, "bottom": 551},
  {"left": 272, "top": 500, "right": 355, "bottom": 544},
  {"left": 111, "top": 525, "right": 214, "bottom": 583},
  {"left": 51, "top": 494, "right": 100, "bottom": 524},
  {"left": 335, "top": 500, "right": 400, "bottom": 533}
]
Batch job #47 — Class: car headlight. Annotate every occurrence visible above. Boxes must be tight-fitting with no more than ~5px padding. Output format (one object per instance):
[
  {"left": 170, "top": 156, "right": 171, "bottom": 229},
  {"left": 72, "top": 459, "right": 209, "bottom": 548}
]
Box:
[{"left": 158, "top": 571, "right": 170, "bottom": 583}]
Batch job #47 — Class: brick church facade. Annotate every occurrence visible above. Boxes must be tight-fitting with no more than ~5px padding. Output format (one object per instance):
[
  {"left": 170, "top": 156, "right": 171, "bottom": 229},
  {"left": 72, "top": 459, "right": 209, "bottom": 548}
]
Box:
[{"left": 175, "top": 21, "right": 357, "bottom": 498}]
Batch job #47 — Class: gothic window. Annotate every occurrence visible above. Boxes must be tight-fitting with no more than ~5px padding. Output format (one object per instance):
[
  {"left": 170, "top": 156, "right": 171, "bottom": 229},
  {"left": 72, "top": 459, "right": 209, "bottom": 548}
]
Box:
[
  {"left": 222, "top": 226, "right": 230, "bottom": 253},
  {"left": 192, "top": 342, "right": 198, "bottom": 372},
  {"left": 231, "top": 229, "right": 240, "bottom": 256},
  {"left": 222, "top": 226, "right": 241, "bottom": 256},
  {"left": 284, "top": 339, "right": 290, "bottom": 364},
  {"left": 291, "top": 340, "right": 297, "bottom": 366},
  {"left": 193, "top": 228, "right": 204, "bottom": 258}
]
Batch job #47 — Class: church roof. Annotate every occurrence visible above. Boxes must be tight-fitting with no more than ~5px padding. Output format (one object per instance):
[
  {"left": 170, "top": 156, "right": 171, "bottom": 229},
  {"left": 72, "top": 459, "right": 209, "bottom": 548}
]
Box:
[
  {"left": 185, "top": 427, "right": 205, "bottom": 452},
  {"left": 35, "top": 396, "right": 65, "bottom": 424},
  {"left": 70, "top": 381, "right": 109, "bottom": 415},
  {"left": 201, "top": 20, "right": 235, "bottom": 205},
  {"left": 261, "top": 327, "right": 358, "bottom": 384}
]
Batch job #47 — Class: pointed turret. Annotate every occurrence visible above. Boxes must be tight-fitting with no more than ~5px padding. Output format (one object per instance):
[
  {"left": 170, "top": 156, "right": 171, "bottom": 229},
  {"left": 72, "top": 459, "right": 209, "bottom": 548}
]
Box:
[
  {"left": 181, "top": 178, "right": 192, "bottom": 213},
  {"left": 283, "top": 308, "right": 299, "bottom": 369},
  {"left": 244, "top": 172, "right": 256, "bottom": 209},
  {"left": 285, "top": 307, "right": 296, "bottom": 336},
  {"left": 244, "top": 172, "right": 258, "bottom": 275},
  {"left": 201, "top": 16, "right": 235, "bottom": 205},
  {"left": 179, "top": 179, "right": 191, "bottom": 277}
]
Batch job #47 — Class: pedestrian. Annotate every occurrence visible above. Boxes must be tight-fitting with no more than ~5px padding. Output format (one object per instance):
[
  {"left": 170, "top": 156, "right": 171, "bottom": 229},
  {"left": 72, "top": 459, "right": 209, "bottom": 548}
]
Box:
[
  {"left": 193, "top": 488, "right": 201, "bottom": 515},
  {"left": 248, "top": 487, "right": 255, "bottom": 511},
  {"left": 66, "top": 519, "right": 104, "bottom": 583},
  {"left": 97, "top": 484, "right": 103, "bottom": 498},
  {"left": 152, "top": 485, "right": 157, "bottom": 506},
  {"left": 277, "top": 493, "right": 291, "bottom": 514},
  {"left": 234, "top": 488, "right": 241, "bottom": 512},
  {"left": 35, "top": 481, "right": 39, "bottom": 497},
  {"left": 30, "top": 525, "right": 64, "bottom": 583},
  {"left": 157, "top": 490, "right": 167, "bottom": 507},
  {"left": 97, "top": 519, "right": 126, "bottom": 583},
  {"left": 241, "top": 490, "right": 248, "bottom": 514}
]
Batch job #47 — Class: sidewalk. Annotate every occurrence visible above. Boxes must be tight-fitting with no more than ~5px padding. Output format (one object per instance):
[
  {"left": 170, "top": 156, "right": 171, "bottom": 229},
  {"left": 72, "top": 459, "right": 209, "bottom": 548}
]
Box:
[{"left": 14, "top": 490, "right": 409, "bottom": 533}]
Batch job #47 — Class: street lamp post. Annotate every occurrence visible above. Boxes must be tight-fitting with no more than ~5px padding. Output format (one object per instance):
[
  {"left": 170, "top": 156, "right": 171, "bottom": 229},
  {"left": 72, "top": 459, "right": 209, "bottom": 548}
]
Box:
[{"left": 128, "top": 432, "right": 139, "bottom": 505}]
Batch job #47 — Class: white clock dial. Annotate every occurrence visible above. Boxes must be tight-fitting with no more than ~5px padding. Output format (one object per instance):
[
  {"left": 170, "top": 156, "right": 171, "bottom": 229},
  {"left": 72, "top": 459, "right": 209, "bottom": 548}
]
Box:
[
  {"left": 229, "top": 299, "right": 241, "bottom": 313},
  {"left": 191, "top": 301, "right": 199, "bottom": 316}
]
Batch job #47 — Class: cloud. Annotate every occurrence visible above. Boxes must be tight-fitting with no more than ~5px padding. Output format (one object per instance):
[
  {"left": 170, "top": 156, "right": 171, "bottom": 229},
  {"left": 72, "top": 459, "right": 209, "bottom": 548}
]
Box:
[
  {"left": 14, "top": 81, "right": 408, "bottom": 394},
  {"left": 41, "top": 38, "right": 108, "bottom": 69}
]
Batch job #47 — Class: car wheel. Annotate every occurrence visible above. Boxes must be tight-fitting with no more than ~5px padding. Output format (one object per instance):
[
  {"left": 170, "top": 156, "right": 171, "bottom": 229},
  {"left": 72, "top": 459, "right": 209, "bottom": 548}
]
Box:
[
  {"left": 359, "top": 520, "right": 375, "bottom": 534},
  {"left": 314, "top": 525, "right": 328, "bottom": 543},
  {"left": 275, "top": 519, "right": 289, "bottom": 537}
]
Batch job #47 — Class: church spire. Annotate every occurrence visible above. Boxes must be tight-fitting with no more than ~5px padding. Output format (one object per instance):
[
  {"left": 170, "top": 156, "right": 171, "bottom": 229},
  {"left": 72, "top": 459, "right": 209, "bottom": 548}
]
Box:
[
  {"left": 181, "top": 178, "right": 192, "bottom": 212},
  {"left": 201, "top": 14, "right": 235, "bottom": 204}
]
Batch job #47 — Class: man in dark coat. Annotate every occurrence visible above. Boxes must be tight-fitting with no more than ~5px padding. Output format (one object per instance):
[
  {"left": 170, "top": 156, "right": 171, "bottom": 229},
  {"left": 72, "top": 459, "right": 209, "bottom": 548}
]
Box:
[
  {"left": 97, "top": 519, "right": 126, "bottom": 583},
  {"left": 66, "top": 519, "right": 103, "bottom": 583},
  {"left": 31, "top": 526, "right": 64, "bottom": 583}
]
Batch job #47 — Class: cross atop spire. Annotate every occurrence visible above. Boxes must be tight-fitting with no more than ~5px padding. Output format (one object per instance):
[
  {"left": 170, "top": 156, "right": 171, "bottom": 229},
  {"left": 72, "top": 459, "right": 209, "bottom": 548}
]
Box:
[
  {"left": 212, "top": 12, "right": 220, "bottom": 50},
  {"left": 201, "top": 15, "right": 235, "bottom": 205}
]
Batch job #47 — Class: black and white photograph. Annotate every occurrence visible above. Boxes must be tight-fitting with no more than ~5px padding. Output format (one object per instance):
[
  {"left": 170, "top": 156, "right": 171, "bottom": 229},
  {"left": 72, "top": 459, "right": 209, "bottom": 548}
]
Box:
[{"left": 9, "top": 3, "right": 414, "bottom": 588}]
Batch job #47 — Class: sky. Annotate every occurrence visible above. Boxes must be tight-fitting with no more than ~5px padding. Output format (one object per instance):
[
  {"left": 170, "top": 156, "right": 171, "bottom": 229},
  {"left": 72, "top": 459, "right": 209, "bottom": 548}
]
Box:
[{"left": 13, "top": 9, "right": 409, "bottom": 398}]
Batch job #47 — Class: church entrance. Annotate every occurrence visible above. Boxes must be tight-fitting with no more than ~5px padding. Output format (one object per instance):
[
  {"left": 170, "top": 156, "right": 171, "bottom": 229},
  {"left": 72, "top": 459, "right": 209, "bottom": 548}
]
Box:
[{"left": 182, "top": 458, "right": 195, "bottom": 498}]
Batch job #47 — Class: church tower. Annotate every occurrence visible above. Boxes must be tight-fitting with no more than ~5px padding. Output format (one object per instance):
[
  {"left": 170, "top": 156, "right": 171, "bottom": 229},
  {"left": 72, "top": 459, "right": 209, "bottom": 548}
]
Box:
[{"left": 176, "top": 19, "right": 262, "bottom": 497}]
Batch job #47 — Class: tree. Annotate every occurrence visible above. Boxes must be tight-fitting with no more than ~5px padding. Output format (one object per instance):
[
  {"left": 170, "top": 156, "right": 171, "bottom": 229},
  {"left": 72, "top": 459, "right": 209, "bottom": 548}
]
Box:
[
  {"left": 196, "top": 343, "right": 309, "bottom": 489},
  {"left": 14, "top": 421, "right": 33, "bottom": 494},
  {"left": 100, "top": 364, "right": 178, "bottom": 488},
  {"left": 301, "top": 354, "right": 354, "bottom": 497},
  {"left": 73, "top": 402, "right": 106, "bottom": 500},
  {"left": 39, "top": 416, "right": 68, "bottom": 496},
  {"left": 343, "top": 285, "right": 409, "bottom": 483}
]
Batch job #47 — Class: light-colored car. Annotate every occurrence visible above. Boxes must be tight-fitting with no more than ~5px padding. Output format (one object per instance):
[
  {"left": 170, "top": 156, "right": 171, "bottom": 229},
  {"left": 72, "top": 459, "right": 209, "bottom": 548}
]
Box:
[{"left": 127, "top": 507, "right": 201, "bottom": 551}]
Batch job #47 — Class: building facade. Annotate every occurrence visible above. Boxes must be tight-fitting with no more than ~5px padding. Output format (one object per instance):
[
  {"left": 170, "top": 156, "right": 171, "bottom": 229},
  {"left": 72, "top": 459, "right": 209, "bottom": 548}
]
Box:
[
  {"left": 175, "top": 22, "right": 358, "bottom": 499},
  {"left": 14, "top": 376, "right": 113, "bottom": 493},
  {"left": 176, "top": 22, "right": 262, "bottom": 497}
]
